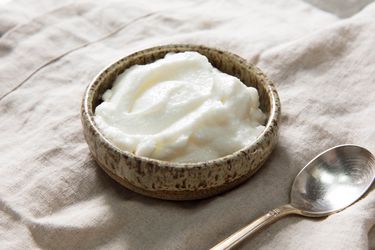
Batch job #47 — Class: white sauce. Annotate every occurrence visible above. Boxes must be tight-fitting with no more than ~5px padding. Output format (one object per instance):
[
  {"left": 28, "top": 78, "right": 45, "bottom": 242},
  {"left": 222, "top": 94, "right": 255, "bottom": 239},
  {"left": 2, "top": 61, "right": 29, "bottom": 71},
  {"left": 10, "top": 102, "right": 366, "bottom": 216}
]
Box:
[{"left": 94, "top": 52, "right": 266, "bottom": 163}]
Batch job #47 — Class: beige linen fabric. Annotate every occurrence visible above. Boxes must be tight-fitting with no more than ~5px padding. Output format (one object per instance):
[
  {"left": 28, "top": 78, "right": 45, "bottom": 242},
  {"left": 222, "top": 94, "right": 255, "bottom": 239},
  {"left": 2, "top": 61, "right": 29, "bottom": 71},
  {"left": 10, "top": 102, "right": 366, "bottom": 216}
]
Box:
[{"left": 1, "top": 0, "right": 374, "bottom": 249}]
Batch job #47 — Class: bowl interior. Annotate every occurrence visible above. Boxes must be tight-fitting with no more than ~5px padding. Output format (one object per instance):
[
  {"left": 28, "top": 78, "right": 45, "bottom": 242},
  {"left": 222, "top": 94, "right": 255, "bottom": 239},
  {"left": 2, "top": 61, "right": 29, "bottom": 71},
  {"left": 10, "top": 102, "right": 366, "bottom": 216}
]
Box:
[{"left": 88, "top": 45, "right": 272, "bottom": 124}]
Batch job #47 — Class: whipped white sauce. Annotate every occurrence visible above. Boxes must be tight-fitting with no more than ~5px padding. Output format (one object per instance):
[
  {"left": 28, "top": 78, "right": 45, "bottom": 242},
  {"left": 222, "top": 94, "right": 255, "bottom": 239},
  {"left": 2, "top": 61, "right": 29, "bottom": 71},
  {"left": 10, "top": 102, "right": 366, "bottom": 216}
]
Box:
[{"left": 94, "top": 52, "right": 266, "bottom": 163}]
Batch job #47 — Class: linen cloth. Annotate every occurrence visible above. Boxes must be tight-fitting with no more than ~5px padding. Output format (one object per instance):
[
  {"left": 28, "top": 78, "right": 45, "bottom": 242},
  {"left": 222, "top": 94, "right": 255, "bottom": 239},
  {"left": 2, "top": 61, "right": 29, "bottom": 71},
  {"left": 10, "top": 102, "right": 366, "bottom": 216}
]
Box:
[{"left": 1, "top": 0, "right": 375, "bottom": 249}]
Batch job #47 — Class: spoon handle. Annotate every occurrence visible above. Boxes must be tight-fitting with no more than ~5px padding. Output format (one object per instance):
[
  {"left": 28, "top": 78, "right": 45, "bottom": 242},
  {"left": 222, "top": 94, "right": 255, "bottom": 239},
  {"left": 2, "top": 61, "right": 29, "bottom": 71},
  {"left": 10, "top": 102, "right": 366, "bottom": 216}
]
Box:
[{"left": 210, "top": 204, "right": 298, "bottom": 250}]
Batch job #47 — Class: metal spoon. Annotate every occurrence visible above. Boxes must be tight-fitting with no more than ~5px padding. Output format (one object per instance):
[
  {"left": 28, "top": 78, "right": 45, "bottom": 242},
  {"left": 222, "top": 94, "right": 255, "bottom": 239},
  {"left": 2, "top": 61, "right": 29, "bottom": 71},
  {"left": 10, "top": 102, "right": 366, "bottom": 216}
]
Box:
[{"left": 211, "top": 144, "right": 375, "bottom": 250}]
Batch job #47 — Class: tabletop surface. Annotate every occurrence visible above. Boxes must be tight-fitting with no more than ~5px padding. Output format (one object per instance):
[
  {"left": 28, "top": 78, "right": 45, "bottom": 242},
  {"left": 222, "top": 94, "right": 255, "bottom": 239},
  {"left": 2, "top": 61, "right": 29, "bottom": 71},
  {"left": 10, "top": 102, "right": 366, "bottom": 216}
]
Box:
[{"left": 0, "top": 0, "right": 374, "bottom": 249}]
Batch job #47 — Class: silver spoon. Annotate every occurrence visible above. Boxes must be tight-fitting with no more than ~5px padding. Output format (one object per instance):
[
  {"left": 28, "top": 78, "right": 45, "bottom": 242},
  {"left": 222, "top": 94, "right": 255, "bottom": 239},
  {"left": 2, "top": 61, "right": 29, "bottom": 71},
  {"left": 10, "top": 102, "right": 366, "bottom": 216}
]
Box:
[{"left": 211, "top": 144, "right": 375, "bottom": 250}]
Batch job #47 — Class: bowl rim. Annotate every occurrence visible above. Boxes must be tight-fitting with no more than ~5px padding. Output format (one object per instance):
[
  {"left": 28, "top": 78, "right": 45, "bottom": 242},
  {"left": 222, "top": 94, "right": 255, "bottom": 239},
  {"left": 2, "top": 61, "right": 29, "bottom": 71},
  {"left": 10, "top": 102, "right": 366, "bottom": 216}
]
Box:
[{"left": 82, "top": 44, "right": 280, "bottom": 168}]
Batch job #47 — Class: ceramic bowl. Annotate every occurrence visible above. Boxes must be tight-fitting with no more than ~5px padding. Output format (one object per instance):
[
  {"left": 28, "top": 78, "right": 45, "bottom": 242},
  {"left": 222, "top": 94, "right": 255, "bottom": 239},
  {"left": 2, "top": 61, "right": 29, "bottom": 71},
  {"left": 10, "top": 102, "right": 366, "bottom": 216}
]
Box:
[{"left": 81, "top": 44, "right": 280, "bottom": 200}]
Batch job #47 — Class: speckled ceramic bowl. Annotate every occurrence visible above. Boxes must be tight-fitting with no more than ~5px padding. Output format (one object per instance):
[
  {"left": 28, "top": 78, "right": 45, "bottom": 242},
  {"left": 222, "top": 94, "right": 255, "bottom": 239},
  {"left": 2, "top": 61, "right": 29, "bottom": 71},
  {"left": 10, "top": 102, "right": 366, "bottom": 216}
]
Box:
[{"left": 81, "top": 44, "right": 280, "bottom": 200}]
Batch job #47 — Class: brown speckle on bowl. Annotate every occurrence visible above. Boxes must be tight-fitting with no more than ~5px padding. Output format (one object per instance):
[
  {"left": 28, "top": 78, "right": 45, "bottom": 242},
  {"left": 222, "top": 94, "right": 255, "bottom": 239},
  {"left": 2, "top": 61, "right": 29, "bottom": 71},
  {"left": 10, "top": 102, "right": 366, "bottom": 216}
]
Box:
[{"left": 81, "top": 44, "right": 281, "bottom": 200}]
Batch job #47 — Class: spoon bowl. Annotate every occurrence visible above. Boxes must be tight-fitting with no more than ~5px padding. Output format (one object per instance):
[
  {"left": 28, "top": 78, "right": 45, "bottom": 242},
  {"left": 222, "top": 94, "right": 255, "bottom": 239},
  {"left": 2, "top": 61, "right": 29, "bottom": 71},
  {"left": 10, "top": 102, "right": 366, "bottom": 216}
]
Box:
[
  {"left": 212, "top": 144, "right": 375, "bottom": 249},
  {"left": 291, "top": 144, "right": 375, "bottom": 216}
]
